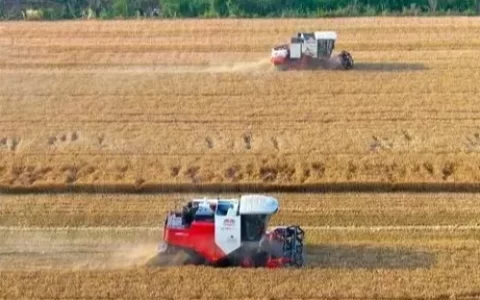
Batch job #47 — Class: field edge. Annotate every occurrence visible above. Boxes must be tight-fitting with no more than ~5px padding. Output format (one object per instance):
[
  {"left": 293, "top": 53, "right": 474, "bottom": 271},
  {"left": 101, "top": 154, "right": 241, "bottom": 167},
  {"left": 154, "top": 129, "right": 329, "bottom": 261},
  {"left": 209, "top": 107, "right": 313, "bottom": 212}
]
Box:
[{"left": 3, "top": 182, "right": 480, "bottom": 194}]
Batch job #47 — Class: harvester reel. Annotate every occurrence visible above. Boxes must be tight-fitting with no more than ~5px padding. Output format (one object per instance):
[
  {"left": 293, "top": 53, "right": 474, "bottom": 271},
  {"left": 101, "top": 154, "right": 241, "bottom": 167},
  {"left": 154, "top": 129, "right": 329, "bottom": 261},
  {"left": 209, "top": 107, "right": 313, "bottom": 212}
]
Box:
[
  {"left": 268, "top": 225, "right": 305, "bottom": 268},
  {"left": 339, "top": 50, "right": 354, "bottom": 70},
  {"left": 284, "top": 225, "right": 305, "bottom": 267}
]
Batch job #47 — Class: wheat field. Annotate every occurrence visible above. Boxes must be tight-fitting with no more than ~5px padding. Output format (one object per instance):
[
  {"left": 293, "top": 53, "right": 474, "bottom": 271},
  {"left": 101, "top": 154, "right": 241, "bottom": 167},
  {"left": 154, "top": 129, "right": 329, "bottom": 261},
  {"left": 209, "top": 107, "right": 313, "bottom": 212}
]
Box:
[
  {"left": 2, "top": 17, "right": 480, "bottom": 299},
  {"left": 2, "top": 18, "right": 480, "bottom": 188},
  {"left": 3, "top": 192, "right": 480, "bottom": 227},
  {"left": 2, "top": 193, "right": 480, "bottom": 298}
]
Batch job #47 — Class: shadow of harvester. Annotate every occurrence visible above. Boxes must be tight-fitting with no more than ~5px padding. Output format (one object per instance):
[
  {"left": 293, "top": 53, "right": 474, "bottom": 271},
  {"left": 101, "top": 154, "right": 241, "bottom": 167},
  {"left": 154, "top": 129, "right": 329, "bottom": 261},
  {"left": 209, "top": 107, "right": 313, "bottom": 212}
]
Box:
[
  {"left": 352, "top": 62, "right": 427, "bottom": 72},
  {"left": 306, "top": 244, "right": 435, "bottom": 269}
]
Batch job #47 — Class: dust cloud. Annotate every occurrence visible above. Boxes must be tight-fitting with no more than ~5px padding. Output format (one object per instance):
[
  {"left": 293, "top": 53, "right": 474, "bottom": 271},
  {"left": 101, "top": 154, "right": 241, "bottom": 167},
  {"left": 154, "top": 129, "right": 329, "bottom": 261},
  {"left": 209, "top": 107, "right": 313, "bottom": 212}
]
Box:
[
  {"left": 0, "top": 227, "right": 162, "bottom": 271},
  {"left": 71, "top": 243, "right": 160, "bottom": 270},
  {"left": 12, "top": 58, "right": 275, "bottom": 75},
  {"left": 201, "top": 58, "right": 273, "bottom": 73},
  {"left": 153, "top": 58, "right": 273, "bottom": 74}
]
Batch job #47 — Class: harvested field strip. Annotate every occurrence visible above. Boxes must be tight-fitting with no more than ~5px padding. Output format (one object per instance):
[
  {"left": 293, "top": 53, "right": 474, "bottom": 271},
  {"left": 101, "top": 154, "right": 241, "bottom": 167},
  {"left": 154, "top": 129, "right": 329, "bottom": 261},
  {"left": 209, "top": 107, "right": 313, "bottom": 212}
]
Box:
[
  {"left": 2, "top": 193, "right": 480, "bottom": 227},
  {"left": 0, "top": 226, "right": 479, "bottom": 299},
  {"left": 3, "top": 73, "right": 480, "bottom": 95}
]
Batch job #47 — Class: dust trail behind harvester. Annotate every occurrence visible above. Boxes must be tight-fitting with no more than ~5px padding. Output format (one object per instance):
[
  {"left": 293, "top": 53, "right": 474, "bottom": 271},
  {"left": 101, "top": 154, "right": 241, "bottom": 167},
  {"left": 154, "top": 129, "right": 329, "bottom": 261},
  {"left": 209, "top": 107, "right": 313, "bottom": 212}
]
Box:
[
  {"left": 0, "top": 228, "right": 166, "bottom": 271},
  {"left": 157, "top": 58, "right": 273, "bottom": 74},
  {"left": 202, "top": 58, "right": 273, "bottom": 73},
  {"left": 6, "top": 58, "right": 275, "bottom": 75},
  {"left": 71, "top": 243, "right": 191, "bottom": 270},
  {"left": 74, "top": 243, "right": 160, "bottom": 270}
]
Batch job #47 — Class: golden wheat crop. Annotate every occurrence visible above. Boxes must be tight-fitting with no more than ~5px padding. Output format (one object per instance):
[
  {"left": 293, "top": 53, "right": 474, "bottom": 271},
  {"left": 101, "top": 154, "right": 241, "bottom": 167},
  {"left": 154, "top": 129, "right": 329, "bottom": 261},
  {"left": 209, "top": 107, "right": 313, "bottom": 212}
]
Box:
[
  {"left": 1, "top": 18, "right": 480, "bottom": 189},
  {"left": 4, "top": 266, "right": 480, "bottom": 299},
  {"left": 2, "top": 192, "right": 480, "bottom": 227}
]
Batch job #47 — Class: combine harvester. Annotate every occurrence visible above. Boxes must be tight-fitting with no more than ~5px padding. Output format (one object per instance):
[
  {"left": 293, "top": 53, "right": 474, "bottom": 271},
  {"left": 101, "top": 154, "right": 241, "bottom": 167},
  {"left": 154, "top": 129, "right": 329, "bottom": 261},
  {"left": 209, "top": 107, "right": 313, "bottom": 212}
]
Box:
[
  {"left": 146, "top": 194, "right": 305, "bottom": 268},
  {"left": 271, "top": 31, "right": 354, "bottom": 71}
]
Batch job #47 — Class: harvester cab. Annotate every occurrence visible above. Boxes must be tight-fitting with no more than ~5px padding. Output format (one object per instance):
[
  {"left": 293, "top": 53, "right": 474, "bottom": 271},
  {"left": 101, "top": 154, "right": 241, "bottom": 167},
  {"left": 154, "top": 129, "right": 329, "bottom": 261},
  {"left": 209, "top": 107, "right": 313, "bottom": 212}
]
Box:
[
  {"left": 149, "top": 194, "right": 305, "bottom": 268},
  {"left": 271, "top": 31, "right": 353, "bottom": 71}
]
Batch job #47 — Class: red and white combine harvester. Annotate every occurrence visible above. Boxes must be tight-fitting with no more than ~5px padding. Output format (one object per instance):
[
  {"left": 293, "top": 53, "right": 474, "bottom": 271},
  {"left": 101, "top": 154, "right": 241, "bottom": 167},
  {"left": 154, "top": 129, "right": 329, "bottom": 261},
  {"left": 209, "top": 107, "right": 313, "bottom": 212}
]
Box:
[
  {"left": 146, "top": 194, "right": 305, "bottom": 268},
  {"left": 271, "top": 31, "right": 354, "bottom": 71}
]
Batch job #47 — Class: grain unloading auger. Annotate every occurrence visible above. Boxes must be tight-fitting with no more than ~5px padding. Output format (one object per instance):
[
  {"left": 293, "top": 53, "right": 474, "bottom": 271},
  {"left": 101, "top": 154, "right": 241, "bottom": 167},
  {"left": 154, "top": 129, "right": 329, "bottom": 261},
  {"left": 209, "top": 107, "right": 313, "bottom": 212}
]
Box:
[
  {"left": 146, "top": 194, "right": 305, "bottom": 268},
  {"left": 271, "top": 31, "right": 354, "bottom": 71}
]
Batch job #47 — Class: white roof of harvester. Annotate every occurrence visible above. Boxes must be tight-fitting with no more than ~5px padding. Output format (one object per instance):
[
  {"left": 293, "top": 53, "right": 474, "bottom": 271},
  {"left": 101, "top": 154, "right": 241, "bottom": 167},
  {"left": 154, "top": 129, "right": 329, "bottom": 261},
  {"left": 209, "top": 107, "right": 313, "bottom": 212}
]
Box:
[
  {"left": 239, "top": 194, "right": 279, "bottom": 215},
  {"left": 314, "top": 31, "right": 337, "bottom": 40},
  {"left": 190, "top": 194, "right": 279, "bottom": 215}
]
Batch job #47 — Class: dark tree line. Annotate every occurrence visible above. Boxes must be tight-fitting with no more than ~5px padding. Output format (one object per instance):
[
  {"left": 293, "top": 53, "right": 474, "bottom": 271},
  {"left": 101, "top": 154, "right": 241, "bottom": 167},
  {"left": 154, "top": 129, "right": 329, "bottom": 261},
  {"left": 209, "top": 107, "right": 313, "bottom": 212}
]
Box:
[{"left": 2, "top": 0, "right": 480, "bottom": 19}]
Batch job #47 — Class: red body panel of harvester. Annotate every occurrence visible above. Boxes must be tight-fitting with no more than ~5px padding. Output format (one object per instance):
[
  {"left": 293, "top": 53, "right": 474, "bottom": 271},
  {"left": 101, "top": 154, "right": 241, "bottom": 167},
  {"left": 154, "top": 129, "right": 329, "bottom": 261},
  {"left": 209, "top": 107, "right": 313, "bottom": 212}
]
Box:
[
  {"left": 270, "top": 55, "right": 313, "bottom": 70},
  {"left": 163, "top": 221, "right": 226, "bottom": 263}
]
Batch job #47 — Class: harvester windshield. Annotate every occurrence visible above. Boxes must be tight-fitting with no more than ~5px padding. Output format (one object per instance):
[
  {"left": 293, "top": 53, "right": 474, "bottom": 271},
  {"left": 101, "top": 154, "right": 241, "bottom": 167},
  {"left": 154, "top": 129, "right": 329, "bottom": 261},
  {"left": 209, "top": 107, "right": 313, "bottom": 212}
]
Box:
[
  {"left": 314, "top": 31, "right": 337, "bottom": 57},
  {"left": 241, "top": 214, "right": 271, "bottom": 242}
]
